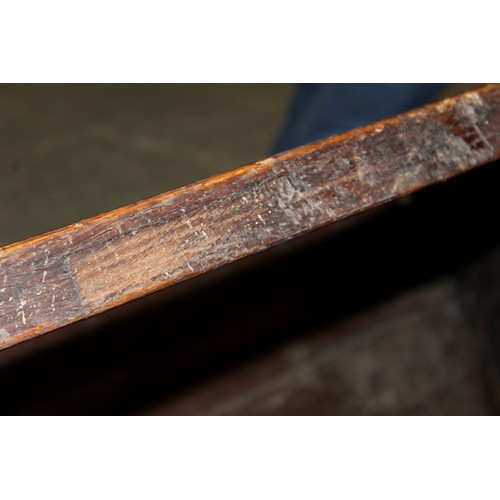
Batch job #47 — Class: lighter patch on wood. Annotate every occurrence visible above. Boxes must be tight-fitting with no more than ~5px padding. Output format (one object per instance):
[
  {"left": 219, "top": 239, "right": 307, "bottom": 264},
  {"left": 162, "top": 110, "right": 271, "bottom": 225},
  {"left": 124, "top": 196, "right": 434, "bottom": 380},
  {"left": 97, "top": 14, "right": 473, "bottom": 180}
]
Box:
[
  {"left": 69, "top": 222, "right": 194, "bottom": 305},
  {"left": 0, "top": 328, "right": 10, "bottom": 340}
]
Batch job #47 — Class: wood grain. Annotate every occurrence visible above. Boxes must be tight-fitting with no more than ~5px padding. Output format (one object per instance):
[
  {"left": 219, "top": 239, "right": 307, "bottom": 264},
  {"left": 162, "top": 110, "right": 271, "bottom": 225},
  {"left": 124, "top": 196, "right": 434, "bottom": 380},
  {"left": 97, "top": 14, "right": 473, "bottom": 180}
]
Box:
[{"left": 1, "top": 84, "right": 500, "bottom": 351}]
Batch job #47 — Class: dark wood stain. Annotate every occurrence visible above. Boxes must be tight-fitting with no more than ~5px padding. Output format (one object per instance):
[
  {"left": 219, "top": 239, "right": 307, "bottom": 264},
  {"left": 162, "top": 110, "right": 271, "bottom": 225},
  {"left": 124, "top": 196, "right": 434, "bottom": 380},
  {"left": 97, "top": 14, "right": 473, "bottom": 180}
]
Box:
[{"left": 1, "top": 84, "right": 500, "bottom": 350}]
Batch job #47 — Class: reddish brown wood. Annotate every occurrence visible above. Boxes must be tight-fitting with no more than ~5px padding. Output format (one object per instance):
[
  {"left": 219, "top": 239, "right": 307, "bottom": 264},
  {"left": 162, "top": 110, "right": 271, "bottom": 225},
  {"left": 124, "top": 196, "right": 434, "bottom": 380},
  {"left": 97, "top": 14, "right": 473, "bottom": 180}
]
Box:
[{"left": 1, "top": 84, "right": 500, "bottom": 351}]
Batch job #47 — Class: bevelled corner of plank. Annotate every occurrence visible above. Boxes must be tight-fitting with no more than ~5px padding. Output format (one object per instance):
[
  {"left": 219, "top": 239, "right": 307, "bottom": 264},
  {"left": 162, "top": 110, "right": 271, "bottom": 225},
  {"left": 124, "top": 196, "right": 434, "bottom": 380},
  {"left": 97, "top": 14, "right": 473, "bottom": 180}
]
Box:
[{"left": 1, "top": 84, "right": 500, "bottom": 350}]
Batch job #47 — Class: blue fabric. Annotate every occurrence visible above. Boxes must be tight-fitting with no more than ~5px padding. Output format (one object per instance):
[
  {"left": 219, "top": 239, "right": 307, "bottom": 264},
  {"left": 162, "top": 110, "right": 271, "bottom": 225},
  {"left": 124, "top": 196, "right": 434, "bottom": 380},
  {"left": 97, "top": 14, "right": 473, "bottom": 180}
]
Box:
[{"left": 272, "top": 84, "right": 448, "bottom": 153}]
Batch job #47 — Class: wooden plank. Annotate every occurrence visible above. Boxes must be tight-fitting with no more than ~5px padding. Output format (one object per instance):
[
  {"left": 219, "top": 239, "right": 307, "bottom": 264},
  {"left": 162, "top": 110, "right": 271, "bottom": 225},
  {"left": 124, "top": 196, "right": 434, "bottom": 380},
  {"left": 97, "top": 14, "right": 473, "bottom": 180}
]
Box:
[
  {"left": 2, "top": 158, "right": 499, "bottom": 415},
  {"left": 1, "top": 84, "right": 500, "bottom": 351}
]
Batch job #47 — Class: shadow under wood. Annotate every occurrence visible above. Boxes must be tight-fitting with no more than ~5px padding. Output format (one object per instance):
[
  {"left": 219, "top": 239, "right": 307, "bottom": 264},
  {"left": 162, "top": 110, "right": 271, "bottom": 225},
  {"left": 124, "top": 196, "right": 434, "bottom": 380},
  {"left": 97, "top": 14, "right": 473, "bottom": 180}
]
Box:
[{"left": 1, "top": 161, "right": 500, "bottom": 415}]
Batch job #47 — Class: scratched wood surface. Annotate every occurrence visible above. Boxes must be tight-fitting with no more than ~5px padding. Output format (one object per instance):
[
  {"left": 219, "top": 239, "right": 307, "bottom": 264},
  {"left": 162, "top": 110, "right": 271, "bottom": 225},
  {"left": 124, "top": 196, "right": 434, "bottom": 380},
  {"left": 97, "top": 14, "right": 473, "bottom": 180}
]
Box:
[
  {"left": 1, "top": 84, "right": 500, "bottom": 350},
  {"left": 3, "top": 159, "right": 500, "bottom": 415}
]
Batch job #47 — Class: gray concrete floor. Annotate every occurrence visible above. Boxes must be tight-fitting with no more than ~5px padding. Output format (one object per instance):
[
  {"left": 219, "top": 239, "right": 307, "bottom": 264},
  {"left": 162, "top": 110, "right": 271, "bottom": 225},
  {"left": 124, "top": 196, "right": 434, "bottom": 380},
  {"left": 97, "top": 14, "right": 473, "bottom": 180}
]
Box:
[{"left": 0, "top": 84, "right": 293, "bottom": 246}]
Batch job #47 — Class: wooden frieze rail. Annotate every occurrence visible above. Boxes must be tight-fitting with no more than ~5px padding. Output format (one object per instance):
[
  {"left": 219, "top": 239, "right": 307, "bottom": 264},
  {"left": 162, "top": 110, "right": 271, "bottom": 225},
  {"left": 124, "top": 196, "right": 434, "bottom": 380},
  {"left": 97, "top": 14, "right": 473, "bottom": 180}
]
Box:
[{"left": 1, "top": 84, "right": 500, "bottom": 350}]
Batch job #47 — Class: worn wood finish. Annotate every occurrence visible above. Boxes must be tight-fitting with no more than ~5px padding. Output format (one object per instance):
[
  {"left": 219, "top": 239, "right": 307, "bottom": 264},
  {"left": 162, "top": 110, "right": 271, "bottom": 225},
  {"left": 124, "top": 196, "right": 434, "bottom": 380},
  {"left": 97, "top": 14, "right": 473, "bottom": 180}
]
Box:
[
  {"left": 2, "top": 159, "right": 500, "bottom": 415},
  {"left": 1, "top": 84, "right": 500, "bottom": 350}
]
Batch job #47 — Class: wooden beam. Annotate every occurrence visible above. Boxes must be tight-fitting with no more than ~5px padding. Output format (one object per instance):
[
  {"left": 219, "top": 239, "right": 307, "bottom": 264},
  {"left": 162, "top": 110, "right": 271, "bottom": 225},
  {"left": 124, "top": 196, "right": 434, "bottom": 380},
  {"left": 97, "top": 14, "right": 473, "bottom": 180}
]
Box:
[{"left": 1, "top": 84, "right": 500, "bottom": 351}]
